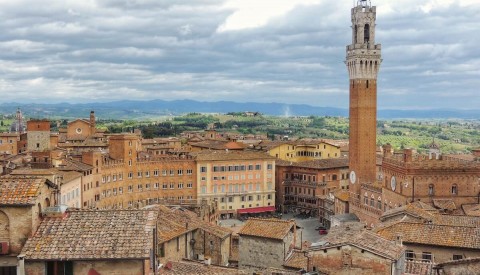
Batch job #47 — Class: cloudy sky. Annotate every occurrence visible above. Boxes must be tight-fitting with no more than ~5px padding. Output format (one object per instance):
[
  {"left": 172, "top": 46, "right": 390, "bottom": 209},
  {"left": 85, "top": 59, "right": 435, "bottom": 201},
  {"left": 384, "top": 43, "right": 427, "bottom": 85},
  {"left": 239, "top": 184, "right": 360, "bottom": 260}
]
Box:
[{"left": 0, "top": 0, "right": 479, "bottom": 109}]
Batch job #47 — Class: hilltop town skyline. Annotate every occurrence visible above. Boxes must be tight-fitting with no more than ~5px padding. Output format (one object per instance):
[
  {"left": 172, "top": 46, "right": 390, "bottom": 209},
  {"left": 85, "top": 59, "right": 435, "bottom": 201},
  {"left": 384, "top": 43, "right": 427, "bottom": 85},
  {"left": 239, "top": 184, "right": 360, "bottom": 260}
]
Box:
[{"left": 0, "top": 0, "right": 479, "bottom": 109}]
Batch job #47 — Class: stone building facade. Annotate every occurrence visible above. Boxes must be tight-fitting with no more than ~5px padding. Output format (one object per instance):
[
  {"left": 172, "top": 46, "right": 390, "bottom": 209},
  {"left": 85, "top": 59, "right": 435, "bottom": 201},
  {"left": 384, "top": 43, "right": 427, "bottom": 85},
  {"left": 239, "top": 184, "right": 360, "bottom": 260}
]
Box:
[
  {"left": 0, "top": 176, "right": 57, "bottom": 274},
  {"left": 238, "top": 218, "right": 296, "bottom": 272},
  {"left": 307, "top": 224, "right": 405, "bottom": 275},
  {"left": 26, "top": 120, "right": 51, "bottom": 152}
]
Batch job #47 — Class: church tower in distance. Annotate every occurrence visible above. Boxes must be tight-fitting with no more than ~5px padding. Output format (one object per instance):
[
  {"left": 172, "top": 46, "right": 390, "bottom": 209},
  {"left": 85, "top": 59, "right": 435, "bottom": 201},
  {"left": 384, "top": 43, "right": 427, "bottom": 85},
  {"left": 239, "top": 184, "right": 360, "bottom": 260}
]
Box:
[{"left": 346, "top": 0, "right": 382, "bottom": 193}]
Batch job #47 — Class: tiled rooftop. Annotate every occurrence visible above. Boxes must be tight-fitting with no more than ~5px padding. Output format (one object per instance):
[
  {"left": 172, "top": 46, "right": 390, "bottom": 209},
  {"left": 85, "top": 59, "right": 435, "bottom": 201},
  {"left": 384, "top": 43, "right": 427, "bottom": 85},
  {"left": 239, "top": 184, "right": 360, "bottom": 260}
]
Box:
[
  {"left": 21, "top": 209, "right": 158, "bottom": 260},
  {"left": 147, "top": 205, "right": 232, "bottom": 243},
  {"left": 158, "top": 260, "right": 246, "bottom": 274},
  {"left": 381, "top": 203, "right": 480, "bottom": 227},
  {"left": 283, "top": 249, "right": 307, "bottom": 269},
  {"left": 0, "top": 176, "right": 47, "bottom": 206},
  {"left": 238, "top": 218, "right": 295, "bottom": 240},
  {"left": 312, "top": 224, "right": 405, "bottom": 260},
  {"left": 276, "top": 158, "right": 349, "bottom": 169},
  {"left": 433, "top": 199, "right": 457, "bottom": 211},
  {"left": 192, "top": 150, "right": 275, "bottom": 161},
  {"left": 58, "top": 158, "right": 94, "bottom": 172},
  {"left": 376, "top": 221, "right": 480, "bottom": 249}
]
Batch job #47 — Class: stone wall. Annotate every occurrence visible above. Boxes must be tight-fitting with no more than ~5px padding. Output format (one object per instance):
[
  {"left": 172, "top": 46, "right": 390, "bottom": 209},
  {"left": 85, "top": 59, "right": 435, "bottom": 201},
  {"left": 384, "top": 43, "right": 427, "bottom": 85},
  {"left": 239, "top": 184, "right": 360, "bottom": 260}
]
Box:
[
  {"left": 239, "top": 236, "right": 285, "bottom": 272},
  {"left": 310, "top": 245, "right": 393, "bottom": 275},
  {"left": 24, "top": 260, "right": 145, "bottom": 275},
  {"left": 404, "top": 243, "right": 480, "bottom": 263}
]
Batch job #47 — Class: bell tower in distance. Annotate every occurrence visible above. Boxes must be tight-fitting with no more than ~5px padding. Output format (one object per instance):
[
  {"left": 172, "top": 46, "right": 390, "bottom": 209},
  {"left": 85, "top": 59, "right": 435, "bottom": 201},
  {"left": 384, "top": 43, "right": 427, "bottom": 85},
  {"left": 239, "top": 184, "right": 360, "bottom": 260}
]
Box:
[{"left": 346, "top": 0, "right": 382, "bottom": 194}]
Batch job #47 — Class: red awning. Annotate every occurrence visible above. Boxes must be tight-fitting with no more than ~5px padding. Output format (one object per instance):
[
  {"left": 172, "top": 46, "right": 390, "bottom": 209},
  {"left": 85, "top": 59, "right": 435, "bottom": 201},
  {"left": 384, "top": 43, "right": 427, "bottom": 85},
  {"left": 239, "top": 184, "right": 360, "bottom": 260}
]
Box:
[{"left": 237, "top": 206, "right": 276, "bottom": 214}]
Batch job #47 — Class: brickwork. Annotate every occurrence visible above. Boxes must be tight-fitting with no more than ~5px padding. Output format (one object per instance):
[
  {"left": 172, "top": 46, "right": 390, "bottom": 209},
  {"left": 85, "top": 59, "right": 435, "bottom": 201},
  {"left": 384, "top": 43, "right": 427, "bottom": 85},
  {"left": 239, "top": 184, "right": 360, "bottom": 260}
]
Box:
[
  {"left": 349, "top": 79, "right": 378, "bottom": 187},
  {"left": 309, "top": 245, "right": 393, "bottom": 275},
  {"left": 0, "top": 134, "right": 19, "bottom": 155},
  {"left": 24, "top": 260, "right": 145, "bottom": 275},
  {"left": 382, "top": 150, "right": 480, "bottom": 209},
  {"left": 346, "top": 3, "right": 382, "bottom": 189},
  {"left": 438, "top": 258, "right": 480, "bottom": 275}
]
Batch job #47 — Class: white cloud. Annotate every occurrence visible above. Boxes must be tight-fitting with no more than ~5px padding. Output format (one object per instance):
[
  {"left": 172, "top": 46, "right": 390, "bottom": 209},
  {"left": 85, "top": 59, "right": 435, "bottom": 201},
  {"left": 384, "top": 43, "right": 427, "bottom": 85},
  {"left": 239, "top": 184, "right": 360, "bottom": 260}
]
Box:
[{"left": 217, "top": 0, "right": 322, "bottom": 32}]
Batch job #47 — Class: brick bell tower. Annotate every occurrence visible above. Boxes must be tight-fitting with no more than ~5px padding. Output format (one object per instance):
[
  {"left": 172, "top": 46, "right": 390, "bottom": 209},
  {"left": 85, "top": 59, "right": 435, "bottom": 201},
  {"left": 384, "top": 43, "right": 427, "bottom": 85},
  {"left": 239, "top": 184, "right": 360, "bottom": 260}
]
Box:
[{"left": 346, "top": 0, "right": 382, "bottom": 193}]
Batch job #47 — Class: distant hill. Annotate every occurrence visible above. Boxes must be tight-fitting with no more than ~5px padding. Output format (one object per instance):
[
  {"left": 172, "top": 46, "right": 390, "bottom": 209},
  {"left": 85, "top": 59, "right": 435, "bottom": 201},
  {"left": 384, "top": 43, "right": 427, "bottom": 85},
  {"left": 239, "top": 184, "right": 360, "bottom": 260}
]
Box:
[{"left": 0, "top": 100, "right": 478, "bottom": 120}]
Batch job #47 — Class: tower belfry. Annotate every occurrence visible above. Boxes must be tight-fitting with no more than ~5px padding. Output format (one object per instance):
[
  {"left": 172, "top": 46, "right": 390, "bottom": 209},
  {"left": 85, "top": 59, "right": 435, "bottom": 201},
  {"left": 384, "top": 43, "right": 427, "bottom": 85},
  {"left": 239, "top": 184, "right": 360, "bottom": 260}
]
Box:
[{"left": 346, "top": 0, "right": 382, "bottom": 192}]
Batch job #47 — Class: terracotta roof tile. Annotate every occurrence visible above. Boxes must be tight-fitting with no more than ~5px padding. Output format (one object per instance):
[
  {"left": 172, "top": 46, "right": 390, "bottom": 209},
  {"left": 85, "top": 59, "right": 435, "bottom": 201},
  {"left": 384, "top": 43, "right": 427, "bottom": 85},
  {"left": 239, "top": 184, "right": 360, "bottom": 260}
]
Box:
[
  {"left": 276, "top": 158, "right": 348, "bottom": 169},
  {"left": 21, "top": 209, "right": 158, "bottom": 260},
  {"left": 158, "top": 260, "right": 246, "bottom": 274},
  {"left": 312, "top": 224, "right": 405, "bottom": 260},
  {"left": 283, "top": 249, "right": 307, "bottom": 269},
  {"left": 433, "top": 199, "right": 457, "bottom": 211},
  {"left": 0, "top": 176, "right": 46, "bottom": 205},
  {"left": 238, "top": 218, "right": 295, "bottom": 240},
  {"left": 376, "top": 221, "right": 480, "bottom": 249},
  {"left": 192, "top": 150, "right": 275, "bottom": 161}
]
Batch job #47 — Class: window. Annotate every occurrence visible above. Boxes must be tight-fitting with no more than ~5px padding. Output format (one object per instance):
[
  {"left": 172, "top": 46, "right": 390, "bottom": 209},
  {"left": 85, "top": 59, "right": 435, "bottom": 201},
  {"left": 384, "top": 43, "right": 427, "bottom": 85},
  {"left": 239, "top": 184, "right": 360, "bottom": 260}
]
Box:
[
  {"left": 154, "top": 183, "right": 159, "bottom": 189},
  {"left": 169, "top": 169, "right": 174, "bottom": 176},
  {"left": 145, "top": 184, "right": 150, "bottom": 190},
  {"left": 428, "top": 184, "right": 434, "bottom": 196},
  {"left": 137, "top": 171, "right": 142, "bottom": 178},
  {"left": 267, "top": 163, "right": 272, "bottom": 170},
  {"left": 137, "top": 184, "right": 143, "bottom": 191},
  {"left": 405, "top": 250, "right": 415, "bottom": 260},
  {"left": 255, "top": 164, "right": 261, "bottom": 170},
  {"left": 200, "top": 166, "right": 207, "bottom": 173},
  {"left": 170, "top": 183, "right": 175, "bottom": 189},
  {"left": 248, "top": 165, "right": 254, "bottom": 170},
  {"left": 178, "top": 183, "right": 184, "bottom": 189},
  {"left": 119, "top": 173, "right": 123, "bottom": 180},
  {"left": 128, "top": 160, "right": 132, "bottom": 166},
  {"left": 186, "top": 169, "right": 193, "bottom": 175},
  {"left": 128, "top": 172, "right": 133, "bottom": 179},
  {"left": 422, "top": 252, "right": 432, "bottom": 262},
  {"left": 241, "top": 196, "right": 245, "bottom": 202},
  {"left": 364, "top": 196, "right": 368, "bottom": 205},
  {"left": 187, "top": 182, "right": 193, "bottom": 188},
  {"left": 162, "top": 170, "right": 167, "bottom": 176},
  {"left": 201, "top": 186, "right": 206, "bottom": 194},
  {"left": 154, "top": 170, "right": 159, "bottom": 176},
  {"left": 47, "top": 261, "right": 73, "bottom": 275},
  {"left": 267, "top": 194, "right": 272, "bottom": 200},
  {"left": 128, "top": 185, "right": 133, "bottom": 192},
  {"left": 177, "top": 169, "right": 183, "bottom": 175},
  {"left": 228, "top": 197, "right": 233, "bottom": 202},
  {"left": 145, "top": 171, "right": 150, "bottom": 177},
  {"left": 119, "top": 187, "right": 123, "bottom": 194},
  {"left": 162, "top": 183, "right": 168, "bottom": 189},
  {"left": 452, "top": 184, "right": 458, "bottom": 195},
  {"left": 453, "top": 254, "right": 463, "bottom": 260},
  {"left": 248, "top": 195, "right": 253, "bottom": 201}
]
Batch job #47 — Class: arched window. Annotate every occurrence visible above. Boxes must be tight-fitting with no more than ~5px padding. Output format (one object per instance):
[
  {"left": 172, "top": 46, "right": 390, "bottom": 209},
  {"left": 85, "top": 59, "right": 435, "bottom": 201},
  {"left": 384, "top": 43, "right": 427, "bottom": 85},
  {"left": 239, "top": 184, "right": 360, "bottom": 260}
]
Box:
[
  {"left": 364, "top": 24, "right": 370, "bottom": 43},
  {"left": 428, "top": 184, "right": 434, "bottom": 196},
  {"left": 354, "top": 25, "right": 358, "bottom": 43},
  {"left": 452, "top": 184, "right": 458, "bottom": 195}
]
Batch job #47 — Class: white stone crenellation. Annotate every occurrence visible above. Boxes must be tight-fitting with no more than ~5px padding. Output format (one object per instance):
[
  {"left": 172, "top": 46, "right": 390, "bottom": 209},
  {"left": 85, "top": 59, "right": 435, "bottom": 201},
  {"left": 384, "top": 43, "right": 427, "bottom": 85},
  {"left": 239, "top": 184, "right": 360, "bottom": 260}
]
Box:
[{"left": 346, "top": 4, "right": 382, "bottom": 80}]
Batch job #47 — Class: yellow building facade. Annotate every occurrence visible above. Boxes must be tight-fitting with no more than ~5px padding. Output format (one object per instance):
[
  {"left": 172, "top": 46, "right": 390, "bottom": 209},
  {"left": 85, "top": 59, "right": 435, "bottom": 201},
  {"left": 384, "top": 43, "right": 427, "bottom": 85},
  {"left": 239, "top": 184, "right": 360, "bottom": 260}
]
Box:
[{"left": 267, "top": 140, "right": 341, "bottom": 162}]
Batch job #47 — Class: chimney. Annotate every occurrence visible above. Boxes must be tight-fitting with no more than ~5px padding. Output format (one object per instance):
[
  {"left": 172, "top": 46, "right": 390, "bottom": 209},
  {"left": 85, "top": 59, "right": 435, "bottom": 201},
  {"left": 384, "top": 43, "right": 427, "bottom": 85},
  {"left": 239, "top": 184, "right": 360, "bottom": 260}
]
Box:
[
  {"left": 383, "top": 144, "right": 393, "bottom": 157},
  {"left": 403, "top": 149, "right": 413, "bottom": 162},
  {"left": 395, "top": 235, "right": 403, "bottom": 246}
]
